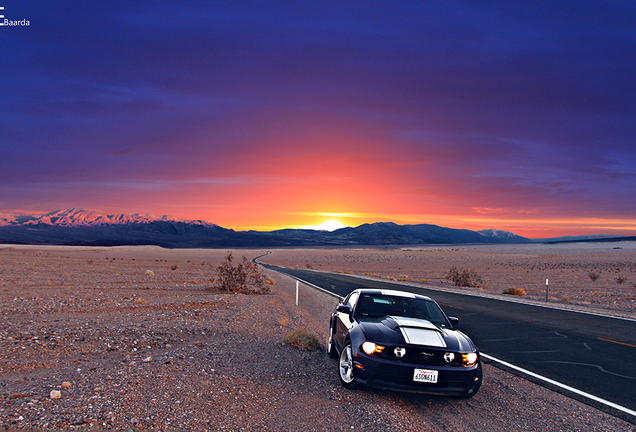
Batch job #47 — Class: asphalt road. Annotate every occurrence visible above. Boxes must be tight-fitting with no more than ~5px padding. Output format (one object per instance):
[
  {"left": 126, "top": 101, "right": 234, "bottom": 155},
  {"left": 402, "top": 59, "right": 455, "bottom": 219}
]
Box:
[{"left": 260, "top": 263, "right": 636, "bottom": 423}]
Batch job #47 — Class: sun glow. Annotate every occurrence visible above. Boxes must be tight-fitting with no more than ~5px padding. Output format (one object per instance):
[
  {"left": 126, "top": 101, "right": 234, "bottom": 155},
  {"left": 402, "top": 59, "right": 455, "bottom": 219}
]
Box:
[{"left": 306, "top": 220, "right": 348, "bottom": 231}]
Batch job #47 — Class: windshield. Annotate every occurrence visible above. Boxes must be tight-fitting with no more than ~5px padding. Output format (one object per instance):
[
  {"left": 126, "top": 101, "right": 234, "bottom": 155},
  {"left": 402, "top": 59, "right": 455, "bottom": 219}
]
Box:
[{"left": 356, "top": 293, "right": 448, "bottom": 325}]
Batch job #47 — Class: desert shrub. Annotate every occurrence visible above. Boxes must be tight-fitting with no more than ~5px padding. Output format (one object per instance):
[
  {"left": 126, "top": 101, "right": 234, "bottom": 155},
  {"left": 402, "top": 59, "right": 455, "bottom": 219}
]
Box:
[
  {"left": 588, "top": 271, "right": 600, "bottom": 281},
  {"left": 447, "top": 266, "right": 482, "bottom": 287},
  {"left": 397, "top": 274, "right": 410, "bottom": 281},
  {"left": 171, "top": 264, "right": 179, "bottom": 271},
  {"left": 306, "top": 263, "right": 313, "bottom": 269},
  {"left": 212, "top": 252, "right": 270, "bottom": 294},
  {"left": 616, "top": 276, "right": 627, "bottom": 284},
  {"left": 503, "top": 287, "right": 527, "bottom": 296},
  {"left": 562, "top": 296, "right": 571, "bottom": 302},
  {"left": 280, "top": 329, "right": 319, "bottom": 351}
]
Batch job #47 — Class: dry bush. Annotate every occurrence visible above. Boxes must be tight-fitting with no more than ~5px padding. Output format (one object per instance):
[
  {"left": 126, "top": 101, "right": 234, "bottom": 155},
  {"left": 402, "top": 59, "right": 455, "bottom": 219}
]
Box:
[
  {"left": 616, "top": 276, "right": 627, "bottom": 284},
  {"left": 503, "top": 287, "right": 527, "bottom": 296},
  {"left": 562, "top": 296, "right": 571, "bottom": 302},
  {"left": 212, "top": 252, "right": 270, "bottom": 294},
  {"left": 448, "top": 266, "right": 482, "bottom": 287},
  {"left": 397, "top": 274, "right": 410, "bottom": 281},
  {"left": 588, "top": 271, "right": 600, "bottom": 281},
  {"left": 280, "top": 329, "right": 319, "bottom": 351},
  {"left": 171, "top": 264, "right": 179, "bottom": 271}
]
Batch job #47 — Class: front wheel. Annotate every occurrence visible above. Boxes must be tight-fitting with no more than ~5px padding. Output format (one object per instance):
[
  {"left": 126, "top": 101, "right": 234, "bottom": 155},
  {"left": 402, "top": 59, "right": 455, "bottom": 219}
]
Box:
[{"left": 338, "top": 343, "right": 358, "bottom": 389}]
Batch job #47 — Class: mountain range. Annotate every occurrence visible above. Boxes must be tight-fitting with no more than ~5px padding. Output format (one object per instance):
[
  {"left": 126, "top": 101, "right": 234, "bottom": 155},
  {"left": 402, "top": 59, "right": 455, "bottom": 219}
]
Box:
[{"left": 0, "top": 208, "right": 629, "bottom": 248}]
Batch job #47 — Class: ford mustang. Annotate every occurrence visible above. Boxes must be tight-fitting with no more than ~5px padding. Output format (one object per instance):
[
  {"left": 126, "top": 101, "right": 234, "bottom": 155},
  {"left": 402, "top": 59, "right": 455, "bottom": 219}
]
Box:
[{"left": 327, "top": 288, "right": 482, "bottom": 398}]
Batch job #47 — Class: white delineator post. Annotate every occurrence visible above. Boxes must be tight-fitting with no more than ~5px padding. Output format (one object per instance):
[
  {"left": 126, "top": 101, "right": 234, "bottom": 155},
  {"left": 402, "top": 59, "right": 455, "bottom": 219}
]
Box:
[
  {"left": 545, "top": 278, "right": 549, "bottom": 302},
  {"left": 296, "top": 280, "right": 299, "bottom": 306}
]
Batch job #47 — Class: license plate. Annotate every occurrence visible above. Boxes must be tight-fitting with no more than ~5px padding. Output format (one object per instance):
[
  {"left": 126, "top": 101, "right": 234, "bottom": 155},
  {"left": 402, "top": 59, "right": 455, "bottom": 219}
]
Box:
[{"left": 413, "top": 368, "right": 438, "bottom": 383}]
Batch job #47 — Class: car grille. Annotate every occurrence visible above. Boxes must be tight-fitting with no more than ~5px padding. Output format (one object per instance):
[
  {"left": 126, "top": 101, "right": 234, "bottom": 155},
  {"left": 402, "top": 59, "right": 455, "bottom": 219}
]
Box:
[
  {"left": 369, "top": 374, "right": 470, "bottom": 392},
  {"left": 379, "top": 347, "right": 463, "bottom": 366}
]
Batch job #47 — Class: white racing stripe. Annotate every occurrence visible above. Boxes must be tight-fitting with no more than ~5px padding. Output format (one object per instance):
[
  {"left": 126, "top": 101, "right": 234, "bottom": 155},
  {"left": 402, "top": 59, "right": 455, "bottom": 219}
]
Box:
[{"left": 482, "top": 353, "right": 636, "bottom": 419}]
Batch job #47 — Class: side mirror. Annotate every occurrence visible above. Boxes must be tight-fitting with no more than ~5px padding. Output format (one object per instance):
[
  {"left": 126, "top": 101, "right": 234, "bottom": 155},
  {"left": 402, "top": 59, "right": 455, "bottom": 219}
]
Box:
[
  {"left": 336, "top": 304, "right": 352, "bottom": 315},
  {"left": 448, "top": 316, "right": 459, "bottom": 326}
]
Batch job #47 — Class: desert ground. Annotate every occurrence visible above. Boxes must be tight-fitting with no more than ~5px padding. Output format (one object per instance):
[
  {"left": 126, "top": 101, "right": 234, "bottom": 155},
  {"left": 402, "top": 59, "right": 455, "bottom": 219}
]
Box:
[{"left": 1, "top": 243, "right": 635, "bottom": 431}]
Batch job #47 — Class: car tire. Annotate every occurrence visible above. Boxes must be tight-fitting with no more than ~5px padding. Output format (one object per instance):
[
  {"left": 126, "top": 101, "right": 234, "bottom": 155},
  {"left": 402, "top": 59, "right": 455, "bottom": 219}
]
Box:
[
  {"left": 327, "top": 325, "right": 338, "bottom": 359},
  {"left": 338, "top": 343, "right": 358, "bottom": 389}
]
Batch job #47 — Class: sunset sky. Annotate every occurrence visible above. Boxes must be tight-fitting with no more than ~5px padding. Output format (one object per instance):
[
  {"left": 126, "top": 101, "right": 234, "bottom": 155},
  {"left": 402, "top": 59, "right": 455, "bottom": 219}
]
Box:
[{"left": 2, "top": 1, "right": 635, "bottom": 238}]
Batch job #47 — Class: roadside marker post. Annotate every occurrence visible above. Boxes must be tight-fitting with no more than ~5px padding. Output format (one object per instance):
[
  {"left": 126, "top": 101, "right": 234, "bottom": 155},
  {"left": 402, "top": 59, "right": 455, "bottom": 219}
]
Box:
[
  {"left": 546, "top": 278, "right": 549, "bottom": 302},
  {"left": 296, "top": 280, "right": 299, "bottom": 305}
]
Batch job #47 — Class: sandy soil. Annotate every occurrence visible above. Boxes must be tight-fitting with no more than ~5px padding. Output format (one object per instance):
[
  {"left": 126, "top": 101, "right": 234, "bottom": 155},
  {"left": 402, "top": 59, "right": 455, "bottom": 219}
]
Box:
[{"left": 0, "top": 244, "right": 634, "bottom": 431}]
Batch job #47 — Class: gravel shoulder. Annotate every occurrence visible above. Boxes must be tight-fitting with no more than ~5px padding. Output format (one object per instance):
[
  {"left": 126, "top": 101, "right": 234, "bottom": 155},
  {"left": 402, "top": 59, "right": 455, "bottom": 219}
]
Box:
[{"left": 0, "top": 245, "right": 633, "bottom": 431}]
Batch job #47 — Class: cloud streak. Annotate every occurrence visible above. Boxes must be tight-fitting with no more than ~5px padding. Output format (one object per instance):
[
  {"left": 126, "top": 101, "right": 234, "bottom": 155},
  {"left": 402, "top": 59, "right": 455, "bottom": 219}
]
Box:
[{"left": 1, "top": 0, "right": 635, "bottom": 236}]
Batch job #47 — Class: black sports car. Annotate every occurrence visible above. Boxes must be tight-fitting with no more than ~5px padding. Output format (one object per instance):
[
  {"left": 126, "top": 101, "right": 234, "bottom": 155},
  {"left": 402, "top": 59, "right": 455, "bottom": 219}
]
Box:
[{"left": 327, "top": 288, "right": 482, "bottom": 398}]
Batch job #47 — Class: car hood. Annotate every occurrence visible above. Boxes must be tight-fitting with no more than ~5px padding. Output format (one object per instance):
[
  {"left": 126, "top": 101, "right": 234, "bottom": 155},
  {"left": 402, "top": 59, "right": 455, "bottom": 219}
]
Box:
[{"left": 358, "top": 316, "right": 475, "bottom": 352}]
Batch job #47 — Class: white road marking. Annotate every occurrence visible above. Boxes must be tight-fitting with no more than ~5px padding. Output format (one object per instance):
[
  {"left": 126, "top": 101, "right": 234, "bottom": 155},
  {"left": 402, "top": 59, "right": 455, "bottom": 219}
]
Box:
[{"left": 482, "top": 353, "right": 636, "bottom": 419}]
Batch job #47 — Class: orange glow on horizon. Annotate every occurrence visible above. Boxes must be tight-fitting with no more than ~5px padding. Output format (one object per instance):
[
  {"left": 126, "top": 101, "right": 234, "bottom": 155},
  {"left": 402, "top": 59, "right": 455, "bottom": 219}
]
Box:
[{"left": 208, "top": 211, "right": 636, "bottom": 239}]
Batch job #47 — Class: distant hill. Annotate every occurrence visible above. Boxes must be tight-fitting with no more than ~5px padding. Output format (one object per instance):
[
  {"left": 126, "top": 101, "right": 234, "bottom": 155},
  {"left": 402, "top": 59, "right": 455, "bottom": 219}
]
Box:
[
  {"left": 534, "top": 234, "right": 636, "bottom": 244},
  {"left": 0, "top": 207, "right": 570, "bottom": 248}
]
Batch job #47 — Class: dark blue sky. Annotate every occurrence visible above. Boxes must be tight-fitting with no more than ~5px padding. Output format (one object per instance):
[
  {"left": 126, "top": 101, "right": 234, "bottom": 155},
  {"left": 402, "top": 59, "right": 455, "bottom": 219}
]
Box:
[{"left": 2, "top": 1, "right": 635, "bottom": 236}]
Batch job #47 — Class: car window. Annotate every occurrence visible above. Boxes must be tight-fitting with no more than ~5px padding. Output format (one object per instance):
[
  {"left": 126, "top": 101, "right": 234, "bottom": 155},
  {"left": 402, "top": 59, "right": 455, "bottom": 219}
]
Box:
[
  {"left": 422, "top": 301, "right": 448, "bottom": 325},
  {"left": 357, "top": 294, "right": 448, "bottom": 325},
  {"left": 346, "top": 292, "right": 359, "bottom": 309}
]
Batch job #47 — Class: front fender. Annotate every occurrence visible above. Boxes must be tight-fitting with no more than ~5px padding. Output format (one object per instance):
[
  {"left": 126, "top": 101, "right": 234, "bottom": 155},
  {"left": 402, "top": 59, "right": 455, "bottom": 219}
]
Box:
[{"left": 347, "top": 324, "right": 368, "bottom": 357}]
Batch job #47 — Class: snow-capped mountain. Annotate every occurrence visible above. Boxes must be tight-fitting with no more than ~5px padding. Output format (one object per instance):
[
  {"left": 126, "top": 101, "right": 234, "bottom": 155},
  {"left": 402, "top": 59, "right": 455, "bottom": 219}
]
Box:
[
  {"left": 0, "top": 214, "right": 17, "bottom": 226},
  {"left": 478, "top": 228, "right": 528, "bottom": 242},
  {"left": 5, "top": 208, "right": 216, "bottom": 228}
]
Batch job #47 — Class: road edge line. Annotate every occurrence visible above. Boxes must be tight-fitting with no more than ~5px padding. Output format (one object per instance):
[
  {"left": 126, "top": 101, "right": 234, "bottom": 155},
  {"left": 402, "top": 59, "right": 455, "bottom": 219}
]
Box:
[{"left": 482, "top": 353, "right": 636, "bottom": 421}]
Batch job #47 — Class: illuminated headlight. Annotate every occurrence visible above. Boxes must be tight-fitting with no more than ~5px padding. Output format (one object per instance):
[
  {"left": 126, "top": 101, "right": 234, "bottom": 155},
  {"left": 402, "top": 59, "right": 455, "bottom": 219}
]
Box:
[
  {"left": 462, "top": 352, "right": 478, "bottom": 366},
  {"left": 361, "top": 342, "right": 385, "bottom": 355}
]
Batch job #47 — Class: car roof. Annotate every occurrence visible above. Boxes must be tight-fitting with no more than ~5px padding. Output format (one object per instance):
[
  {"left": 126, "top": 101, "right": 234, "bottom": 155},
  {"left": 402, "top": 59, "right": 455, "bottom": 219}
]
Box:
[{"left": 355, "top": 288, "right": 433, "bottom": 302}]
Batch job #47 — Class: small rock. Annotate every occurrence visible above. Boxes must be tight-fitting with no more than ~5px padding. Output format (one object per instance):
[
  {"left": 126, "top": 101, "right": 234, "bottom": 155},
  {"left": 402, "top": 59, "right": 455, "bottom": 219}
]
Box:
[
  {"left": 145, "top": 270, "right": 155, "bottom": 276},
  {"left": 50, "top": 390, "right": 62, "bottom": 399},
  {"left": 142, "top": 356, "right": 152, "bottom": 362},
  {"left": 61, "top": 381, "right": 71, "bottom": 388}
]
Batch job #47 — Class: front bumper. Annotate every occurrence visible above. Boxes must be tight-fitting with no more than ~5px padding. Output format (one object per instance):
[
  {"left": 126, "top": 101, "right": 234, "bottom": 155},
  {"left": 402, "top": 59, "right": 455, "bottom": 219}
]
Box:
[{"left": 352, "top": 353, "right": 483, "bottom": 397}]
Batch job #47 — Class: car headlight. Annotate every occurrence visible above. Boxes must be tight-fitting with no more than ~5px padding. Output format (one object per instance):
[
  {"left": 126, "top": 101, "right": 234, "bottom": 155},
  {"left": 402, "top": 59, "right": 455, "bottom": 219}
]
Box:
[
  {"left": 361, "top": 342, "right": 385, "bottom": 355},
  {"left": 462, "top": 352, "right": 478, "bottom": 366}
]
